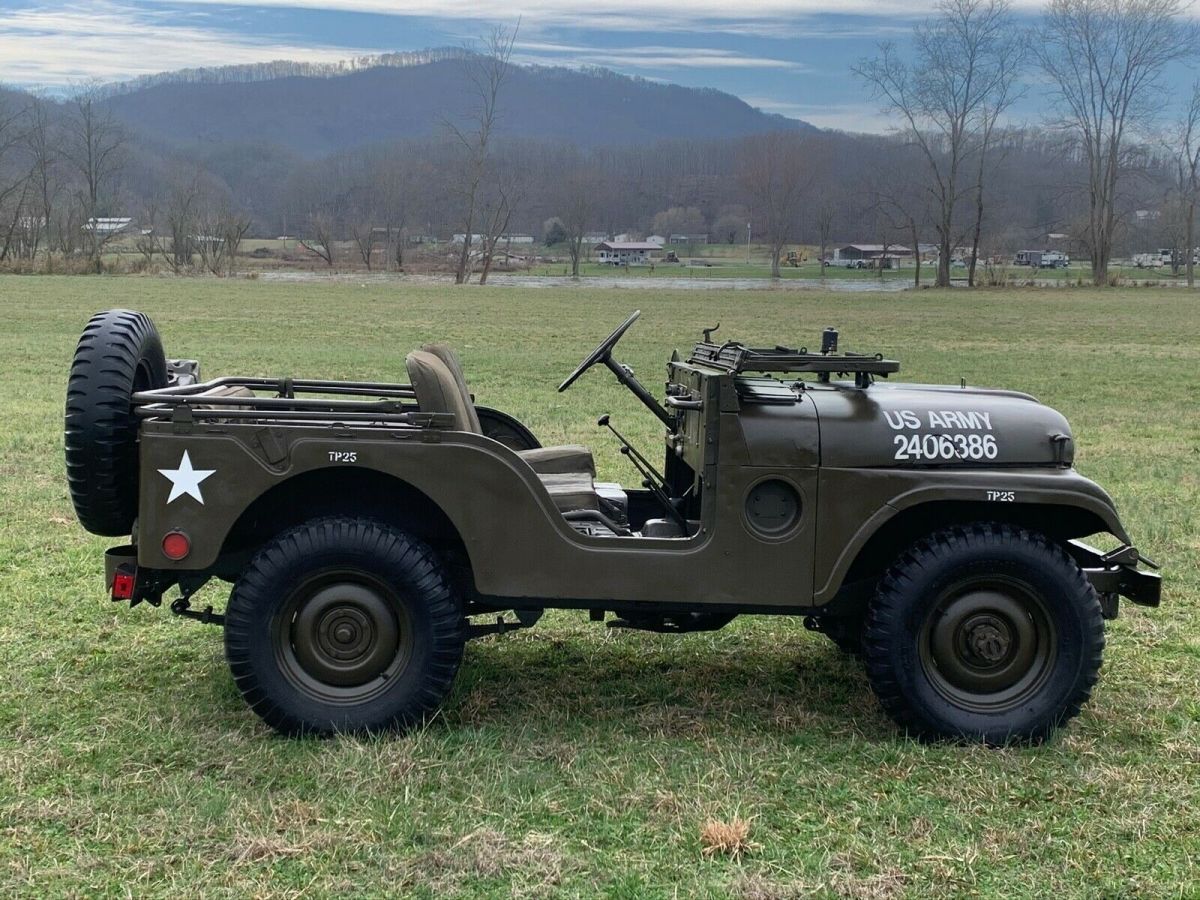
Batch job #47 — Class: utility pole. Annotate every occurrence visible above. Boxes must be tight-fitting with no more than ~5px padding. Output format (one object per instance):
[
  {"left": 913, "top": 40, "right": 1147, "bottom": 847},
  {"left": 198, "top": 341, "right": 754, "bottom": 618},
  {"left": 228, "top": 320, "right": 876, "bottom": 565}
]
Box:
[{"left": 746, "top": 221, "right": 751, "bottom": 265}]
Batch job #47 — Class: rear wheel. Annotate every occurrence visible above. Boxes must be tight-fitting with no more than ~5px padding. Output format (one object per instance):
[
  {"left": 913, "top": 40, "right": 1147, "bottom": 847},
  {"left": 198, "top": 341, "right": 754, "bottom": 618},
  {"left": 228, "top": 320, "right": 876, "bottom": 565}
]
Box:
[
  {"left": 224, "top": 517, "right": 466, "bottom": 735},
  {"left": 863, "top": 523, "right": 1104, "bottom": 744}
]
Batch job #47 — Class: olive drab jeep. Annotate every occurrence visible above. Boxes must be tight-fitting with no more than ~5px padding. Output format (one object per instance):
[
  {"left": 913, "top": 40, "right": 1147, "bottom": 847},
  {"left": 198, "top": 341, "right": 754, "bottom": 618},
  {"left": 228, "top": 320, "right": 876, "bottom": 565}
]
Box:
[{"left": 65, "top": 309, "right": 1161, "bottom": 743}]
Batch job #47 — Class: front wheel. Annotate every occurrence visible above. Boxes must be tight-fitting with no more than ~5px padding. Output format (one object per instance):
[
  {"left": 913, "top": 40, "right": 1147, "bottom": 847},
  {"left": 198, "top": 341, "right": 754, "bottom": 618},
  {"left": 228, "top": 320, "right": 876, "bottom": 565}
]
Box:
[
  {"left": 864, "top": 523, "right": 1104, "bottom": 744},
  {"left": 225, "top": 517, "right": 466, "bottom": 735}
]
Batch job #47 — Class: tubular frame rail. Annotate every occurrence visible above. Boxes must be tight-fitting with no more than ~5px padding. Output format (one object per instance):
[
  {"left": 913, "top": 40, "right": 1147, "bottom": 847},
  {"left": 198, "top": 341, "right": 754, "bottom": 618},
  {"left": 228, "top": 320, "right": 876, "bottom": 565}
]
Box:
[
  {"left": 132, "top": 376, "right": 453, "bottom": 427},
  {"left": 688, "top": 341, "right": 900, "bottom": 379}
]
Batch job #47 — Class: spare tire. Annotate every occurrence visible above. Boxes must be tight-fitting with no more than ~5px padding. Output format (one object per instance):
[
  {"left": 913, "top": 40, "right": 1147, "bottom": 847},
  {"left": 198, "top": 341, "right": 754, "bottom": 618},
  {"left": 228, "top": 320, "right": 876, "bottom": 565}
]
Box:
[{"left": 65, "top": 310, "right": 167, "bottom": 536}]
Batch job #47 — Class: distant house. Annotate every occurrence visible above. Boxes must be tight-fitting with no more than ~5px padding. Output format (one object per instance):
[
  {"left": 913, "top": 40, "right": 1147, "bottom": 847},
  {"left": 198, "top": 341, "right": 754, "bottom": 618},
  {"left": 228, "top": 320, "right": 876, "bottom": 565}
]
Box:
[
  {"left": 583, "top": 232, "right": 609, "bottom": 244},
  {"left": 595, "top": 241, "right": 661, "bottom": 265},
  {"left": 451, "top": 233, "right": 534, "bottom": 244},
  {"left": 669, "top": 233, "right": 708, "bottom": 245},
  {"left": 646, "top": 234, "right": 666, "bottom": 246},
  {"left": 84, "top": 217, "right": 133, "bottom": 236},
  {"left": 834, "top": 243, "right": 913, "bottom": 268}
]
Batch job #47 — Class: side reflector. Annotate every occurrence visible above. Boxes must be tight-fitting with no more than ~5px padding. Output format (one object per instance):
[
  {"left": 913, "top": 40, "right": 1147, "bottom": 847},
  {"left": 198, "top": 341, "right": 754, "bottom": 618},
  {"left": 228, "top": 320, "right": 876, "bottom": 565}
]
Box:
[
  {"left": 112, "top": 570, "right": 136, "bottom": 600},
  {"left": 162, "top": 531, "right": 191, "bottom": 561}
]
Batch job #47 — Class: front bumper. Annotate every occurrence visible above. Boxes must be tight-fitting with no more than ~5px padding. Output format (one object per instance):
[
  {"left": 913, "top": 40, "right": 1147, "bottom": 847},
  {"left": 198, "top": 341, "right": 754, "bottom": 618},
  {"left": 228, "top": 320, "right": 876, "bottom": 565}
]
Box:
[{"left": 1069, "top": 540, "right": 1162, "bottom": 618}]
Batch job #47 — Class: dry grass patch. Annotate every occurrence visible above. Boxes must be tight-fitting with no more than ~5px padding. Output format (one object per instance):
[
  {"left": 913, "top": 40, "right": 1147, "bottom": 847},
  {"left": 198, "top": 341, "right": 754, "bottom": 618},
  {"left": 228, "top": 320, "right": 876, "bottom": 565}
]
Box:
[
  {"left": 410, "top": 827, "right": 572, "bottom": 896},
  {"left": 700, "top": 815, "right": 758, "bottom": 861}
]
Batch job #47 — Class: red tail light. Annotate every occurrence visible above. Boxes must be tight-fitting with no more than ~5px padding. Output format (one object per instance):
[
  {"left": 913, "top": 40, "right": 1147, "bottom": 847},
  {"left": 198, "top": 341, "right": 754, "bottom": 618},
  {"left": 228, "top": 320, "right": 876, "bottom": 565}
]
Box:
[
  {"left": 162, "top": 531, "right": 191, "bottom": 561},
  {"left": 111, "top": 570, "right": 136, "bottom": 600}
]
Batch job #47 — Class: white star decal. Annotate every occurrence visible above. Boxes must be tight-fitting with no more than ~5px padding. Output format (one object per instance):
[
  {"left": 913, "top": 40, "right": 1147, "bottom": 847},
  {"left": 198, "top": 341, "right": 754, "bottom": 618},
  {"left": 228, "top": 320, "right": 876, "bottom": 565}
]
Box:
[{"left": 158, "top": 450, "right": 215, "bottom": 505}]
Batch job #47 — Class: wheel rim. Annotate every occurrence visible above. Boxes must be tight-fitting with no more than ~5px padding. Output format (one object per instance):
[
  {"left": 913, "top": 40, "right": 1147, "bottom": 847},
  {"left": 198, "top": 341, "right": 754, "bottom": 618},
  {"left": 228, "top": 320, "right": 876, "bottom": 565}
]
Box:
[
  {"left": 919, "top": 576, "right": 1056, "bottom": 713},
  {"left": 274, "top": 571, "right": 413, "bottom": 704}
]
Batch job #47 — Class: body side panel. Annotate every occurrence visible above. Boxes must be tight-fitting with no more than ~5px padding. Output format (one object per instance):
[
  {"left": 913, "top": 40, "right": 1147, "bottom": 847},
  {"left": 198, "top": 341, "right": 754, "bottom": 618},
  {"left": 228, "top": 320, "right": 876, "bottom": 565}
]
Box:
[{"left": 137, "top": 420, "right": 819, "bottom": 607}]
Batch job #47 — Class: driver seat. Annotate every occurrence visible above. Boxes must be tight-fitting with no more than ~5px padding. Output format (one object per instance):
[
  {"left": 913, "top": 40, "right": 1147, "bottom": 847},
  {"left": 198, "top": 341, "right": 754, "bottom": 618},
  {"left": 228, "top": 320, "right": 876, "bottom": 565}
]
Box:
[{"left": 407, "top": 346, "right": 596, "bottom": 477}]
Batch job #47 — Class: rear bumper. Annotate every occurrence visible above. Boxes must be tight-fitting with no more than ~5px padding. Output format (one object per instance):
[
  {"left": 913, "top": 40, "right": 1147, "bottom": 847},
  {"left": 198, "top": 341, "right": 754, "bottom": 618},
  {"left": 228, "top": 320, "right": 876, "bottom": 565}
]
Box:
[
  {"left": 1069, "top": 539, "right": 1162, "bottom": 616},
  {"left": 105, "top": 545, "right": 170, "bottom": 607}
]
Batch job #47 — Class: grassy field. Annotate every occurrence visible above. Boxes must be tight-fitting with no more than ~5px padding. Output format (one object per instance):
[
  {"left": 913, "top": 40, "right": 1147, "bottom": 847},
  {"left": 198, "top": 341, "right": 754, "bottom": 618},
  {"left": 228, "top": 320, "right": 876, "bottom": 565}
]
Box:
[{"left": 1, "top": 276, "right": 1197, "bottom": 898}]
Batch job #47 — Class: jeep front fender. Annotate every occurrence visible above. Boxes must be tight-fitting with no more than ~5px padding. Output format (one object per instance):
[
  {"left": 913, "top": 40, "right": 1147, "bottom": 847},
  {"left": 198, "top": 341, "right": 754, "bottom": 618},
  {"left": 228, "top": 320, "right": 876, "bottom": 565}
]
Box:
[{"left": 813, "top": 467, "right": 1132, "bottom": 603}]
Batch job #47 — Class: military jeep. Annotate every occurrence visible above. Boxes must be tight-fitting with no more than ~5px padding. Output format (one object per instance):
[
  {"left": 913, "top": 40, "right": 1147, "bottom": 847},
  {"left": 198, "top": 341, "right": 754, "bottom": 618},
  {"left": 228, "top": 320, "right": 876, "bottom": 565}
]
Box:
[{"left": 65, "top": 309, "right": 1160, "bottom": 743}]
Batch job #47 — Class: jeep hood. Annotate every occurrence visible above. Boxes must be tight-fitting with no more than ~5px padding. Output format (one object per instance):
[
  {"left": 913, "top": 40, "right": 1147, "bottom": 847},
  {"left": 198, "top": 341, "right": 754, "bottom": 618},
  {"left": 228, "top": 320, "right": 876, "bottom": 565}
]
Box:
[{"left": 805, "top": 382, "right": 1074, "bottom": 468}]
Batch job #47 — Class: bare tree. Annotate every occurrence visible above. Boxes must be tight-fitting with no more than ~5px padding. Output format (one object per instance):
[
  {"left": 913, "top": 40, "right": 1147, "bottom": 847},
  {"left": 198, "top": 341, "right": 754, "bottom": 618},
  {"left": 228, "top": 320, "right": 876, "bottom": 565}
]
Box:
[
  {"left": 856, "top": 0, "right": 1021, "bottom": 287},
  {"left": 559, "top": 168, "right": 601, "bottom": 278},
  {"left": 377, "top": 158, "right": 421, "bottom": 270},
  {"left": 349, "top": 221, "right": 378, "bottom": 269},
  {"left": 222, "top": 209, "right": 251, "bottom": 271},
  {"left": 300, "top": 211, "right": 336, "bottom": 266},
  {"left": 195, "top": 201, "right": 250, "bottom": 276},
  {"left": 813, "top": 196, "right": 837, "bottom": 274},
  {"left": 135, "top": 202, "right": 158, "bottom": 268},
  {"left": 1035, "top": 0, "right": 1198, "bottom": 285},
  {"left": 967, "top": 45, "right": 1024, "bottom": 286},
  {"left": 1167, "top": 82, "right": 1200, "bottom": 287},
  {"left": 63, "top": 89, "right": 126, "bottom": 271},
  {"left": 738, "top": 132, "right": 809, "bottom": 277},
  {"left": 154, "top": 174, "right": 201, "bottom": 272},
  {"left": 23, "top": 97, "right": 60, "bottom": 264},
  {"left": 446, "top": 24, "right": 518, "bottom": 284},
  {"left": 0, "top": 95, "right": 31, "bottom": 262},
  {"left": 476, "top": 164, "right": 523, "bottom": 284}
]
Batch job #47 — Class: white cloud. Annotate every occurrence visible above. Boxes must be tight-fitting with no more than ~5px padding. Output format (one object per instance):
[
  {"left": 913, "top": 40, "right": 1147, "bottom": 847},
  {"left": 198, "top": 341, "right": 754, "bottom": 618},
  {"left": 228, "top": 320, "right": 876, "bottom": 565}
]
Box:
[
  {"left": 148, "top": 0, "right": 1053, "bottom": 25},
  {"left": 742, "top": 96, "right": 900, "bottom": 132},
  {"left": 0, "top": 2, "right": 371, "bottom": 86},
  {"left": 515, "top": 42, "right": 804, "bottom": 71}
]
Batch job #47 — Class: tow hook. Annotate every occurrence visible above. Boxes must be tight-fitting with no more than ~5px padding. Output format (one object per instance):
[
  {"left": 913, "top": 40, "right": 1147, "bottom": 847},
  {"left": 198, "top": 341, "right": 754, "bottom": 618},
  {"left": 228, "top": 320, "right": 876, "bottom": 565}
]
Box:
[{"left": 171, "top": 596, "right": 226, "bottom": 626}]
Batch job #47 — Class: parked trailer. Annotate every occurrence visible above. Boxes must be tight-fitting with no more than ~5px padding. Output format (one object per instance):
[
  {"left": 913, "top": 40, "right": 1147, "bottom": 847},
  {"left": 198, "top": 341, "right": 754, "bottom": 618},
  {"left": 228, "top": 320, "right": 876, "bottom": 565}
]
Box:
[{"left": 1015, "top": 250, "right": 1069, "bottom": 269}]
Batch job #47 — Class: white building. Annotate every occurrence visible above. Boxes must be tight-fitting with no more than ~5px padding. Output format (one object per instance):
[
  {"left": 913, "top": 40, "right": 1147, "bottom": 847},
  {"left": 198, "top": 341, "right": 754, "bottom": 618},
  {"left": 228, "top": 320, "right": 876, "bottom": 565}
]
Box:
[
  {"left": 451, "top": 233, "right": 534, "bottom": 244},
  {"left": 595, "top": 241, "right": 661, "bottom": 265},
  {"left": 84, "top": 217, "right": 133, "bottom": 235}
]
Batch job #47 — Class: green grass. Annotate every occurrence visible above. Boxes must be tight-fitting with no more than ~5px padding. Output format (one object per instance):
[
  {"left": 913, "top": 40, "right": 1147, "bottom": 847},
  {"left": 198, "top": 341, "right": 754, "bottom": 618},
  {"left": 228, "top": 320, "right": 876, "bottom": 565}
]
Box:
[{"left": 1, "top": 276, "right": 1197, "bottom": 898}]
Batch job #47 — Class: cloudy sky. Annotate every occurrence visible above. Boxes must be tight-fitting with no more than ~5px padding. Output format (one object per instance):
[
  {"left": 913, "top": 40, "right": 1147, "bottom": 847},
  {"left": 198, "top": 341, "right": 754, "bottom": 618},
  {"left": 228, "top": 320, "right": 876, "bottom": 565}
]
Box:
[{"left": 0, "top": 1, "right": 1194, "bottom": 131}]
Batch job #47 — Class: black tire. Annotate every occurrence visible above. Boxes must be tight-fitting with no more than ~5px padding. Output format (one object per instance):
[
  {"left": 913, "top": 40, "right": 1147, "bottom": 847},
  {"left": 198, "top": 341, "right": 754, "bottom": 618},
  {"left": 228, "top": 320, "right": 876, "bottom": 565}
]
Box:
[
  {"left": 476, "top": 405, "right": 541, "bottom": 451},
  {"left": 863, "top": 522, "right": 1104, "bottom": 744},
  {"left": 64, "top": 309, "right": 167, "bottom": 536},
  {"left": 224, "top": 517, "right": 466, "bottom": 735}
]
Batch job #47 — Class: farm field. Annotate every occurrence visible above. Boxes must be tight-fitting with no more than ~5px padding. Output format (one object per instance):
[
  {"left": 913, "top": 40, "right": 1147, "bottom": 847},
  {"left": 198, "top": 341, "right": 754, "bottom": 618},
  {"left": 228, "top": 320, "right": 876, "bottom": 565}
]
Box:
[{"left": 0, "top": 276, "right": 1198, "bottom": 898}]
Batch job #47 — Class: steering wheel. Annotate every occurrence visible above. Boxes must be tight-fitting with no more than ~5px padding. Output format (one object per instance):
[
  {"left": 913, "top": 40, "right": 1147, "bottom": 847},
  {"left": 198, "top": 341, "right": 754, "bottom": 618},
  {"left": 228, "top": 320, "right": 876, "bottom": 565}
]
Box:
[{"left": 558, "top": 310, "right": 641, "bottom": 392}]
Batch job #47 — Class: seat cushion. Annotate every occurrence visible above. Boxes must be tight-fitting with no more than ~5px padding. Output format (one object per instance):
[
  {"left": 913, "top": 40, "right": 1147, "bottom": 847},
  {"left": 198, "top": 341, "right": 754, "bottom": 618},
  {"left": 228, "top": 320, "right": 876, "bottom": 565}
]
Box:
[
  {"left": 538, "top": 472, "right": 600, "bottom": 512},
  {"left": 518, "top": 445, "right": 596, "bottom": 476}
]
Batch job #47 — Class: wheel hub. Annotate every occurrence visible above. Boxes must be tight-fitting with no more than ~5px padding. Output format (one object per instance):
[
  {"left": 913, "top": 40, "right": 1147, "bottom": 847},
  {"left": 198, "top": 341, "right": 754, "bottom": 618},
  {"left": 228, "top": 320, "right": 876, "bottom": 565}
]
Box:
[
  {"left": 921, "top": 580, "right": 1056, "bottom": 712},
  {"left": 290, "top": 582, "right": 401, "bottom": 688},
  {"left": 962, "top": 615, "right": 1011, "bottom": 665}
]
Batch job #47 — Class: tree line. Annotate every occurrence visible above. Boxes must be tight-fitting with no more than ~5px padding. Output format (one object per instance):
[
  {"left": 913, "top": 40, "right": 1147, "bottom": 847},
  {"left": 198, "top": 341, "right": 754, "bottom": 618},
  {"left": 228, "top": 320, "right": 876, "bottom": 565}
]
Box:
[{"left": 1, "top": 0, "right": 1198, "bottom": 286}]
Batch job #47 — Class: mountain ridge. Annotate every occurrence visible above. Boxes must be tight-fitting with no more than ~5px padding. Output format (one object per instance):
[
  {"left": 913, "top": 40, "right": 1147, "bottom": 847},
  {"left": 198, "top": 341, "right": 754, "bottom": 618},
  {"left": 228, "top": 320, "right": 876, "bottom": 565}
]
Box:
[{"left": 100, "top": 58, "right": 811, "bottom": 157}]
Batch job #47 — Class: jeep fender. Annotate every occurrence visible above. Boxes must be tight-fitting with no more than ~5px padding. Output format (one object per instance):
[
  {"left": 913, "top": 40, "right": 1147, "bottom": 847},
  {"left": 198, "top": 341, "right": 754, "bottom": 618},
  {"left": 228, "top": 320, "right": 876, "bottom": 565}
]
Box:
[{"left": 813, "top": 468, "right": 1130, "bottom": 604}]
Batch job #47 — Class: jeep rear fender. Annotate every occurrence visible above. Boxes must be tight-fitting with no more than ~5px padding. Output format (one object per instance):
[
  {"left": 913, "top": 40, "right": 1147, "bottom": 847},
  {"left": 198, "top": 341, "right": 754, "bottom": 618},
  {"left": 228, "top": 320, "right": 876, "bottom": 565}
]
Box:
[{"left": 813, "top": 468, "right": 1130, "bottom": 604}]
